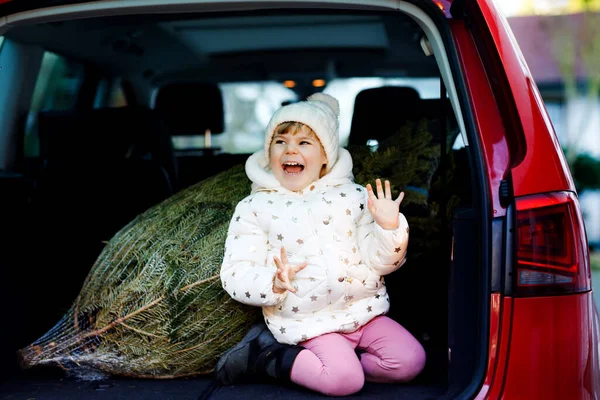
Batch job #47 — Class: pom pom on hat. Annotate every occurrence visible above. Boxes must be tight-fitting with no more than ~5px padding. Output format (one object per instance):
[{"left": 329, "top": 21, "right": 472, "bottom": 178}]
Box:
[
  {"left": 307, "top": 92, "right": 340, "bottom": 116},
  {"left": 263, "top": 92, "right": 340, "bottom": 173}
]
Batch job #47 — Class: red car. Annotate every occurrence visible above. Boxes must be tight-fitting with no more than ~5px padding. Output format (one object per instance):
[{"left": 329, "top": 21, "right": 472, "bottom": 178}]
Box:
[{"left": 0, "top": 0, "right": 598, "bottom": 399}]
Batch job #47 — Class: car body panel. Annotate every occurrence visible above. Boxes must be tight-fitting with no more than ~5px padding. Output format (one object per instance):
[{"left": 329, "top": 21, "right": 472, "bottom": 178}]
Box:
[
  {"left": 475, "top": 294, "right": 512, "bottom": 400},
  {"left": 450, "top": 19, "right": 509, "bottom": 218},
  {"left": 503, "top": 294, "right": 599, "bottom": 399},
  {"left": 477, "top": 294, "right": 600, "bottom": 399},
  {"left": 451, "top": 2, "right": 600, "bottom": 398},
  {"left": 469, "top": 0, "right": 576, "bottom": 197}
]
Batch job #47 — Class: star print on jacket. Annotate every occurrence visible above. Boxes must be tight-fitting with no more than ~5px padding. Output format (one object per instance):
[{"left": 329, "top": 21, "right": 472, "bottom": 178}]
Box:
[{"left": 219, "top": 148, "right": 409, "bottom": 345}]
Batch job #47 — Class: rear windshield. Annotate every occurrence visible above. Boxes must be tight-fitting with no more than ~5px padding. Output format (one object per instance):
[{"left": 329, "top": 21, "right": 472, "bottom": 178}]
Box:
[{"left": 171, "top": 77, "right": 443, "bottom": 154}]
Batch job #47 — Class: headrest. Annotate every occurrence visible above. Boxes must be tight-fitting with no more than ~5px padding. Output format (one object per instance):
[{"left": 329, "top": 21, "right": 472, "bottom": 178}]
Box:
[
  {"left": 154, "top": 82, "right": 224, "bottom": 135},
  {"left": 39, "top": 107, "right": 164, "bottom": 160},
  {"left": 38, "top": 106, "right": 177, "bottom": 182},
  {"left": 348, "top": 86, "right": 453, "bottom": 146}
]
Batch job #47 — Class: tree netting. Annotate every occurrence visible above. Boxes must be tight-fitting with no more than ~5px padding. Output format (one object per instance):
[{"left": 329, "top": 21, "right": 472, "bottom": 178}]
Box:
[
  {"left": 18, "top": 164, "right": 262, "bottom": 379},
  {"left": 18, "top": 120, "right": 457, "bottom": 379}
]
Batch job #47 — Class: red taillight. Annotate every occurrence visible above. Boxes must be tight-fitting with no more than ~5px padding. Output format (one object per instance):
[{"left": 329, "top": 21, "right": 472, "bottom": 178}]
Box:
[{"left": 514, "top": 191, "right": 591, "bottom": 296}]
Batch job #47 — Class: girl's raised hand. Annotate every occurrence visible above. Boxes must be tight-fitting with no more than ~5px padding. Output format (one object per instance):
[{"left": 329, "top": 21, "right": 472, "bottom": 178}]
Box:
[
  {"left": 273, "top": 246, "right": 307, "bottom": 294},
  {"left": 366, "top": 179, "right": 404, "bottom": 230}
]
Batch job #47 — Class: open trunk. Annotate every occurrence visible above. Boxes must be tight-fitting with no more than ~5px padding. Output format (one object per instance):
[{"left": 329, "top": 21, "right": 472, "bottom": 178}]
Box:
[{"left": 0, "top": 1, "right": 489, "bottom": 399}]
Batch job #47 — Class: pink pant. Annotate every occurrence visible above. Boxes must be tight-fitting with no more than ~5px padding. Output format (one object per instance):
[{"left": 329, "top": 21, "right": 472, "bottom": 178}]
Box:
[{"left": 290, "top": 316, "right": 426, "bottom": 396}]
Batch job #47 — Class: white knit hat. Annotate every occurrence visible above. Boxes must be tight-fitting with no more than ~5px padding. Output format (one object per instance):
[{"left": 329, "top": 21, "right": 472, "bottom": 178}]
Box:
[{"left": 264, "top": 92, "right": 340, "bottom": 172}]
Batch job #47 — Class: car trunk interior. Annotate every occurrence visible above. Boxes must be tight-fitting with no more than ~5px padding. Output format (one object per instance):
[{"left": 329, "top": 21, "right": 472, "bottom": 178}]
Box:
[{"left": 0, "top": 3, "right": 486, "bottom": 399}]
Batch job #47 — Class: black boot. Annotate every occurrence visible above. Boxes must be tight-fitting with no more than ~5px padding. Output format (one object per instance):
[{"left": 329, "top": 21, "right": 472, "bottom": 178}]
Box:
[{"left": 215, "top": 323, "right": 304, "bottom": 385}]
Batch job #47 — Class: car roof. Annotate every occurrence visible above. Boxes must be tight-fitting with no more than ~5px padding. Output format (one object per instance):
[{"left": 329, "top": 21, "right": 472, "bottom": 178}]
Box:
[
  {"left": 1, "top": 3, "right": 441, "bottom": 85},
  {"left": 0, "top": 0, "right": 457, "bottom": 19}
]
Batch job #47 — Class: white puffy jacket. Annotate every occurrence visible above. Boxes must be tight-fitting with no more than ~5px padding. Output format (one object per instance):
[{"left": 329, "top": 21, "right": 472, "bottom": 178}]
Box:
[{"left": 220, "top": 148, "right": 409, "bottom": 344}]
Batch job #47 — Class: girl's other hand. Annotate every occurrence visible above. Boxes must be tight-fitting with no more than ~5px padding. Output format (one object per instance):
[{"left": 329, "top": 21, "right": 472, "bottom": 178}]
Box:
[
  {"left": 273, "top": 246, "right": 307, "bottom": 294},
  {"left": 366, "top": 179, "right": 404, "bottom": 230}
]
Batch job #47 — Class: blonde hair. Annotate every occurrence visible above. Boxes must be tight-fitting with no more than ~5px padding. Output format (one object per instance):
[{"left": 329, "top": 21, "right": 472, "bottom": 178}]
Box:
[{"left": 274, "top": 121, "right": 314, "bottom": 137}]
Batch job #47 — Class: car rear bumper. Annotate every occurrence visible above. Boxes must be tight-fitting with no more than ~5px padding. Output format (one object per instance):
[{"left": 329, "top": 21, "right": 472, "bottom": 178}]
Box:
[{"left": 477, "top": 292, "right": 600, "bottom": 399}]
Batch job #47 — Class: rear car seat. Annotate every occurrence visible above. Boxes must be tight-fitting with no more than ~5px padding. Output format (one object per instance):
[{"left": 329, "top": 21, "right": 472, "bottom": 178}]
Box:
[
  {"left": 155, "top": 82, "right": 250, "bottom": 189},
  {"left": 22, "top": 106, "right": 176, "bottom": 343},
  {"left": 349, "top": 86, "right": 455, "bottom": 147},
  {"left": 35, "top": 106, "right": 177, "bottom": 236}
]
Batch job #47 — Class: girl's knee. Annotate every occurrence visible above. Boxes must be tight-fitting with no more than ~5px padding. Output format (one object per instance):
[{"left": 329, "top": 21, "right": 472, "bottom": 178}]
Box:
[
  {"left": 395, "top": 342, "right": 426, "bottom": 382},
  {"left": 321, "top": 366, "right": 365, "bottom": 396}
]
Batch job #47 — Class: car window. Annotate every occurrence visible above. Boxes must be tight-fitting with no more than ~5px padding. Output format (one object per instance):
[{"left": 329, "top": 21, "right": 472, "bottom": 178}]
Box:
[
  {"left": 23, "top": 51, "right": 85, "bottom": 158},
  {"left": 0, "top": 36, "right": 4, "bottom": 51},
  {"left": 108, "top": 84, "right": 127, "bottom": 108},
  {"left": 171, "top": 82, "right": 297, "bottom": 154},
  {"left": 171, "top": 78, "right": 442, "bottom": 154},
  {"left": 94, "top": 78, "right": 128, "bottom": 108},
  {"left": 324, "top": 77, "right": 441, "bottom": 146}
]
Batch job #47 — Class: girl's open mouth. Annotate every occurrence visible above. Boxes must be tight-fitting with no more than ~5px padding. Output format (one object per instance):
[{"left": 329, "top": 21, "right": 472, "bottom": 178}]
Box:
[{"left": 283, "top": 162, "right": 305, "bottom": 174}]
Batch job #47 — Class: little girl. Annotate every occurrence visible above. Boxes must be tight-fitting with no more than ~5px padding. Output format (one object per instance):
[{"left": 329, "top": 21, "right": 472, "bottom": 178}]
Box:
[{"left": 218, "top": 93, "right": 425, "bottom": 396}]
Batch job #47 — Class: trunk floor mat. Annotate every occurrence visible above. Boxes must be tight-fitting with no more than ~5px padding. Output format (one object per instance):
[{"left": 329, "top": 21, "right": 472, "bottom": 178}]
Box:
[
  {"left": 1, "top": 372, "right": 447, "bottom": 400},
  {"left": 209, "top": 381, "right": 447, "bottom": 399}
]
